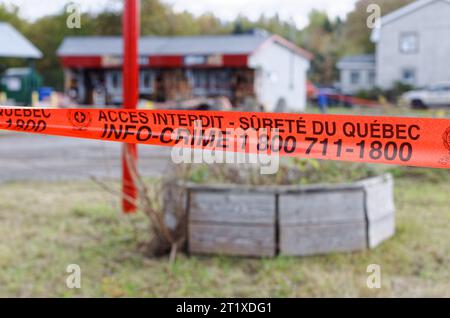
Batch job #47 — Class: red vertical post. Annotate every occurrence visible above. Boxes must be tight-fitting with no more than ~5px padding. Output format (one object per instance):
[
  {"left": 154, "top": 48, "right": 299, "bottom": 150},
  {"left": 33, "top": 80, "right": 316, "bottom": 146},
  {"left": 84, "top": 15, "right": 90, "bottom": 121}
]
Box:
[{"left": 122, "top": 0, "right": 140, "bottom": 213}]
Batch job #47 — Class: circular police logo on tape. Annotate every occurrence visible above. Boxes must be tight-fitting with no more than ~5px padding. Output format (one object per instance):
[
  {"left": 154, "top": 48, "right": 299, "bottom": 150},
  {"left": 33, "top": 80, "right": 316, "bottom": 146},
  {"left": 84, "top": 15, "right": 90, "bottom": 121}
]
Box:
[
  {"left": 443, "top": 127, "right": 450, "bottom": 152},
  {"left": 68, "top": 110, "right": 92, "bottom": 130}
]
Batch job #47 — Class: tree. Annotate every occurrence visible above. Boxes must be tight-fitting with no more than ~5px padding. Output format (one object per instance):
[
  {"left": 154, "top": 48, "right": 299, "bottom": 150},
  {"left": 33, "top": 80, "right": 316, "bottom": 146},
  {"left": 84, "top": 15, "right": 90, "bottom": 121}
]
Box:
[
  {"left": 298, "top": 10, "right": 340, "bottom": 84},
  {"left": 0, "top": 3, "right": 26, "bottom": 31},
  {"left": 24, "top": 6, "right": 102, "bottom": 89},
  {"left": 338, "top": 0, "right": 415, "bottom": 54},
  {"left": 232, "top": 21, "right": 245, "bottom": 34}
]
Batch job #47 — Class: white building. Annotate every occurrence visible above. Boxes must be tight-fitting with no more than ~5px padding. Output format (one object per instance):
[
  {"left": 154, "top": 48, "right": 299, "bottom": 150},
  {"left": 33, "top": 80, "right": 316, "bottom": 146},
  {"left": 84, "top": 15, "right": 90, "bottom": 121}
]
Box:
[
  {"left": 337, "top": 55, "right": 376, "bottom": 95},
  {"left": 338, "top": 0, "right": 450, "bottom": 94},
  {"left": 57, "top": 31, "right": 312, "bottom": 111}
]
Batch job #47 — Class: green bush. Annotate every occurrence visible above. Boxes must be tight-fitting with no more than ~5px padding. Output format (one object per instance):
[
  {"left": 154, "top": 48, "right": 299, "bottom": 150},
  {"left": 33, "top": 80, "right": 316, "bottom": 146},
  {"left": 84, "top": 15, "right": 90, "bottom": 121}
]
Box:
[
  {"left": 355, "top": 82, "right": 414, "bottom": 104},
  {"left": 174, "top": 159, "right": 379, "bottom": 186},
  {"left": 355, "top": 87, "right": 383, "bottom": 101},
  {"left": 384, "top": 81, "right": 414, "bottom": 103}
]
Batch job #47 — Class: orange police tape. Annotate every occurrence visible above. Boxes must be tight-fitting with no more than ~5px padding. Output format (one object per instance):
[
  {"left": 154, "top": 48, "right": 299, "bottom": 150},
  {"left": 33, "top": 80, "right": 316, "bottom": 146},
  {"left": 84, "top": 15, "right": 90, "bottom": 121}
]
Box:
[{"left": 0, "top": 106, "right": 450, "bottom": 169}]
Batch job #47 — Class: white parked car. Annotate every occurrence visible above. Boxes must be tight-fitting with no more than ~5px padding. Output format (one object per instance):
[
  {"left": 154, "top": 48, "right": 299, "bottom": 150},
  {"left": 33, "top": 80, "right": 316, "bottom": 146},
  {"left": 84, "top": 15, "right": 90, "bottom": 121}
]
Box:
[{"left": 401, "top": 82, "right": 450, "bottom": 108}]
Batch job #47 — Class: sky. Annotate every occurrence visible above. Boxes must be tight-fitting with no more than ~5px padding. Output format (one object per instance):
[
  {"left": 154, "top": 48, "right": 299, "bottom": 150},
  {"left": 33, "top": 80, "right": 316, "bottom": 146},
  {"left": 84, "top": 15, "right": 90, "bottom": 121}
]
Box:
[{"left": 0, "top": 0, "right": 358, "bottom": 28}]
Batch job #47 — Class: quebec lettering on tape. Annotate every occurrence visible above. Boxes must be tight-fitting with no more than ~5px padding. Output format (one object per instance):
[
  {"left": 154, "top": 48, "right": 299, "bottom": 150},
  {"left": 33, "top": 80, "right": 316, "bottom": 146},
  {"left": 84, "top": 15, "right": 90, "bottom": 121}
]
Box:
[{"left": 0, "top": 107, "right": 449, "bottom": 169}]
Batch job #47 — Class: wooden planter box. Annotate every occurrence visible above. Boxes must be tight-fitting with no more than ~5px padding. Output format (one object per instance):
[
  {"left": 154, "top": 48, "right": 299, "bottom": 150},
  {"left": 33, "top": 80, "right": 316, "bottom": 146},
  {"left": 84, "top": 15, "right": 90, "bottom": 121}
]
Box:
[{"left": 181, "top": 174, "right": 395, "bottom": 257}]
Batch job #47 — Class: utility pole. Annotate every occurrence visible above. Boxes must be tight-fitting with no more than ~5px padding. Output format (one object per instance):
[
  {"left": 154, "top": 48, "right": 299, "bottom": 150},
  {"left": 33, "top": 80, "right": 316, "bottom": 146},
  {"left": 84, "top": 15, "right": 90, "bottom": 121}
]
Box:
[{"left": 122, "top": 0, "right": 140, "bottom": 213}]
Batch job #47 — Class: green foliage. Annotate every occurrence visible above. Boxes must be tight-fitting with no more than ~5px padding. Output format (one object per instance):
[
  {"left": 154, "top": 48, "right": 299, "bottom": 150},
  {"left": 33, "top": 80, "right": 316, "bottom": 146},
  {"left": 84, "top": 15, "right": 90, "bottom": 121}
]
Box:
[
  {"left": 391, "top": 81, "right": 414, "bottom": 94},
  {"left": 232, "top": 21, "right": 245, "bottom": 34},
  {"left": 387, "top": 166, "right": 450, "bottom": 183},
  {"left": 355, "top": 87, "right": 383, "bottom": 100},
  {"left": 299, "top": 10, "right": 341, "bottom": 84},
  {"left": 356, "top": 81, "right": 415, "bottom": 103},
  {"left": 0, "top": 4, "right": 25, "bottom": 31},
  {"left": 178, "top": 159, "right": 378, "bottom": 186},
  {"left": 381, "top": 81, "right": 415, "bottom": 102}
]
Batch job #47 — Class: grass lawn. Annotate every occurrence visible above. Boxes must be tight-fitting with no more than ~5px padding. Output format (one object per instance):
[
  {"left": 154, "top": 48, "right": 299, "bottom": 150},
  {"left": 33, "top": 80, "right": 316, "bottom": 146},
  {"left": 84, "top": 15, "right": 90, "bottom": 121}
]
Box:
[{"left": 0, "top": 169, "right": 448, "bottom": 297}]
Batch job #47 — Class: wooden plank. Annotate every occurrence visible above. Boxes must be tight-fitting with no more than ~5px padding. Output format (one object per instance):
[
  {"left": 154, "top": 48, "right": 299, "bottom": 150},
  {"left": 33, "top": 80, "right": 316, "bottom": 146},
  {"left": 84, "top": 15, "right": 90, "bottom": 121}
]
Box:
[
  {"left": 368, "top": 214, "right": 395, "bottom": 248},
  {"left": 279, "top": 189, "right": 365, "bottom": 225},
  {"left": 363, "top": 175, "right": 395, "bottom": 221},
  {"left": 189, "top": 223, "right": 275, "bottom": 257},
  {"left": 280, "top": 222, "right": 366, "bottom": 256},
  {"left": 189, "top": 191, "right": 275, "bottom": 224},
  {"left": 362, "top": 174, "right": 395, "bottom": 248}
]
